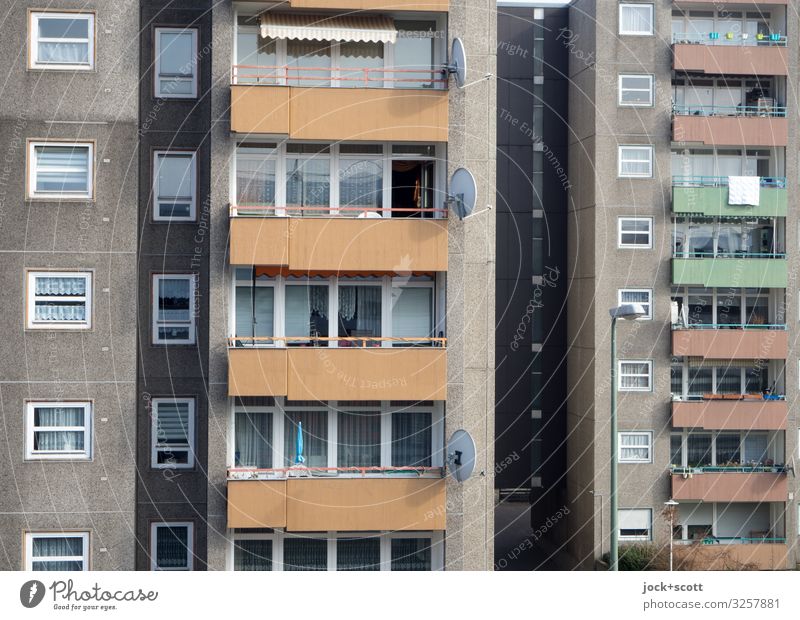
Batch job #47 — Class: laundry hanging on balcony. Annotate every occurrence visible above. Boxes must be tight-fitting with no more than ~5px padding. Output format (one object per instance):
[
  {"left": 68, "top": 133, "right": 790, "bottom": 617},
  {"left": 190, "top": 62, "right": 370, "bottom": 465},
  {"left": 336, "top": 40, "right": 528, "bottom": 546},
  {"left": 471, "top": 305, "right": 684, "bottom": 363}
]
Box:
[
  {"left": 259, "top": 13, "right": 398, "bottom": 44},
  {"left": 728, "top": 176, "right": 760, "bottom": 206}
]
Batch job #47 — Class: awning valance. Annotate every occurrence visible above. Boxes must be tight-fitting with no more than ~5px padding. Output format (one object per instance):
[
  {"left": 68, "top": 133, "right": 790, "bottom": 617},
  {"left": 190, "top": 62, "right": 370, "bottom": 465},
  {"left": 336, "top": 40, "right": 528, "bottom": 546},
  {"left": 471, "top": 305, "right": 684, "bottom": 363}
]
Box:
[{"left": 260, "top": 13, "right": 398, "bottom": 44}]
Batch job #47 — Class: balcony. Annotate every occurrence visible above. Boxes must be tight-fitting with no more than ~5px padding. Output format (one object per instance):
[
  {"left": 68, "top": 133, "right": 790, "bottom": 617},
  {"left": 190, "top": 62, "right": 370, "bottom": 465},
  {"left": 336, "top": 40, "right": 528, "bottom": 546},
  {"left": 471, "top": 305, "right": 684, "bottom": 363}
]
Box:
[
  {"left": 673, "top": 540, "right": 788, "bottom": 570},
  {"left": 227, "top": 475, "right": 446, "bottom": 531},
  {"left": 672, "top": 398, "right": 788, "bottom": 430},
  {"left": 239, "top": 0, "right": 449, "bottom": 8},
  {"left": 672, "top": 177, "right": 786, "bottom": 218},
  {"left": 672, "top": 106, "right": 787, "bottom": 147},
  {"left": 227, "top": 341, "right": 447, "bottom": 400},
  {"left": 672, "top": 37, "right": 788, "bottom": 76},
  {"left": 229, "top": 213, "right": 448, "bottom": 271},
  {"left": 672, "top": 256, "right": 786, "bottom": 288},
  {"left": 230, "top": 68, "right": 448, "bottom": 141},
  {"left": 670, "top": 468, "right": 787, "bottom": 502},
  {"left": 671, "top": 326, "right": 787, "bottom": 359}
]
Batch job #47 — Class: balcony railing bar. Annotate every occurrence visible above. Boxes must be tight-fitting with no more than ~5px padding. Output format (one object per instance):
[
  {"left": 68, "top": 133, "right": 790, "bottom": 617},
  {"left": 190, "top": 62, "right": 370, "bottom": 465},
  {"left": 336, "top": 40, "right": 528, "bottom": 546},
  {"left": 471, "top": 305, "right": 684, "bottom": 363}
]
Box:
[
  {"left": 672, "top": 32, "right": 787, "bottom": 46},
  {"left": 228, "top": 465, "right": 444, "bottom": 479},
  {"left": 672, "top": 323, "right": 786, "bottom": 330},
  {"left": 676, "top": 537, "right": 786, "bottom": 545},
  {"left": 230, "top": 204, "right": 448, "bottom": 218},
  {"left": 673, "top": 252, "right": 786, "bottom": 259},
  {"left": 672, "top": 104, "right": 786, "bottom": 118},
  {"left": 670, "top": 465, "right": 786, "bottom": 474},
  {"left": 672, "top": 176, "right": 786, "bottom": 188},
  {"left": 228, "top": 336, "right": 447, "bottom": 348},
  {"left": 231, "top": 64, "right": 448, "bottom": 87},
  {"left": 671, "top": 394, "right": 785, "bottom": 401}
]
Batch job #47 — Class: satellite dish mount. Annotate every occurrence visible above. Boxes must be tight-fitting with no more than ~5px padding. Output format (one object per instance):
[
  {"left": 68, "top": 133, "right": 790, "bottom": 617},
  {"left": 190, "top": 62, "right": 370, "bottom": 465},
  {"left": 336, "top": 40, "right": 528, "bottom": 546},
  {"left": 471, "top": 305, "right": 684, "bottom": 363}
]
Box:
[
  {"left": 445, "top": 167, "right": 478, "bottom": 220},
  {"left": 446, "top": 430, "right": 476, "bottom": 483}
]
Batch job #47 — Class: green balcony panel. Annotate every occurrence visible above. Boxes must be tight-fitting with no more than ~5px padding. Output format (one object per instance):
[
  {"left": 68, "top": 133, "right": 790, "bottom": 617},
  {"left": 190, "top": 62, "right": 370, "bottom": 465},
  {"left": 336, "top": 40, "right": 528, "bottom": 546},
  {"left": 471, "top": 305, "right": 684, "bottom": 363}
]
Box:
[
  {"left": 672, "top": 258, "right": 787, "bottom": 288},
  {"left": 673, "top": 187, "right": 787, "bottom": 217}
]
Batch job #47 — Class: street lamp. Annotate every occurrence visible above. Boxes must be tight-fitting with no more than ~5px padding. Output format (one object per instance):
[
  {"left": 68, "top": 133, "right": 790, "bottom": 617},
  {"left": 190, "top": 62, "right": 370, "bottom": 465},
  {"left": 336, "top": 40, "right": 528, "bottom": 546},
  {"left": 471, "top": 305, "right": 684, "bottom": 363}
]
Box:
[
  {"left": 664, "top": 499, "right": 679, "bottom": 571},
  {"left": 608, "top": 303, "right": 647, "bottom": 572}
]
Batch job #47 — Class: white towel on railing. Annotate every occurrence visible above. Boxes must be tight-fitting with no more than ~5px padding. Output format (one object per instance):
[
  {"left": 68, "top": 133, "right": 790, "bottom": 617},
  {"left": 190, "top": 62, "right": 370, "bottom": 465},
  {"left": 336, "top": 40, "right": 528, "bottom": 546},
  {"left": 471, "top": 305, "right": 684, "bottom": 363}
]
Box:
[{"left": 728, "top": 176, "right": 760, "bottom": 206}]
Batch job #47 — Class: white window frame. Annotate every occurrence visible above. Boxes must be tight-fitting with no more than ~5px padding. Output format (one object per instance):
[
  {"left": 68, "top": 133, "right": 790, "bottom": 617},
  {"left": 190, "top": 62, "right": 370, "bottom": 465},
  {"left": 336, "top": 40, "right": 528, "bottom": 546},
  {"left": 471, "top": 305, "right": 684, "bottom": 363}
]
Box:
[
  {"left": 618, "top": 360, "right": 653, "bottom": 392},
  {"left": 26, "top": 271, "right": 92, "bottom": 330},
  {"left": 618, "top": 508, "right": 652, "bottom": 541},
  {"left": 24, "top": 532, "right": 90, "bottom": 571},
  {"left": 152, "top": 274, "right": 197, "bottom": 345},
  {"left": 618, "top": 145, "right": 653, "bottom": 178},
  {"left": 151, "top": 398, "right": 196, "bottom": 469},
  {"left": 25, "top": 401, "right": 92, "bottom": 460},
  {"left": 618, "top": 217, "right": 653, "bottom": 249},
  {"left": 154, "top": 27, "right": 198, "bottom": 99},
  {"left": 618, "top": 74, "right": 654, "bottom": 107},
  {"left": 228, "top": 530, "right": 444, "bottom": 571},
  {"left": 27, "top": 140, "right": 94, "bottom": 200},
  {"left": 150, "top": 522, "right": 194, "bottom": 571},
  {"left": 153, "top": 150, "right": 197, "bottom": 221},
  {"left": 618, "top": 288, "right": 653, "bottom": 320},
  {"left": 619, "top": 3, "right": 654, "bottom": 36},
  {"left": 619, "top": 431, "right": 653, "bottom": 463},
  {"left": 29, "top": 11, "right": 95, "bottom": 71}
]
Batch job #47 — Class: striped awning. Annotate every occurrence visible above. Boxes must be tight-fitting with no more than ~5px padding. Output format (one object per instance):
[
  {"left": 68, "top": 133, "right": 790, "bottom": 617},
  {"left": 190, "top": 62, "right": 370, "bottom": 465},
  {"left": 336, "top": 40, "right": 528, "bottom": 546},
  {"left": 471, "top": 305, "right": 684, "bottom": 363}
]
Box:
[
  {"left": 260, "top": 13, "right": 398, "bottom": 44},
  {"left": 688, "top": 358, "right": 760, "bottom": 368}
]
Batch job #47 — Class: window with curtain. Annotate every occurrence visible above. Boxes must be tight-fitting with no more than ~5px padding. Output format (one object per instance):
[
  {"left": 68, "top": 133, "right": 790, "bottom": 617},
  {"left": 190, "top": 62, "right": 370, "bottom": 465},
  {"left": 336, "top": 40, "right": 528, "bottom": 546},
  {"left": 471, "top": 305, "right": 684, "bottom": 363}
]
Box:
[
  {"left": 743, "top": 433, "right": 769, "bottom": 464},
  {"left": 619, "top": 289, "right": 652, "bottom": 319},
  {"left": 235, "top": 32, "right": 277, "bottom": 84},
  {"left": 235, "top": 285, "right": 275, "bottom": 347},
  {"left": 715, "top": 433, "right": 741, "bottom": 465},
  {"left": 618, "top": 146, "right": 653, "bottom": 177},
  {"left": 338, "top": 285, "right": 382, "bottom": 341},
  {"left": 151, "top": 399, "right": 194, "bottom": 468},
  {"left": 31, "top": 12, "right": 94, "bottom": 70},
  {"left": 234, "top": 539, "right": 272, "bottom": 570},
  {"left": 338, "top": 410, "right": 381, "bottom": 467},
  {"left": 153, "top": 151, "right": 196, "bottom": 220},
  {"left": 687, "top": 434, "right": 712, "bottom": 467},
  {"left": 670, "top": 363, "right": 683, "bottom": 396},
  {"left": 670, "top": 434, "right": 683, "bottom": 466},
  {"left": 236, "top": 148, "right": 277, "bottom": 211},
  {"left": 30, "top": 142, "right": 92, "bottom": 198},
  {"left": 337, "top": 538, "right": 380, "bottom": 570},
  {"left": 286, "top": 154, "right": 330, "bottom": 215},
  {"left": 284, "top": 410, "right": 328, "bottom": 468},
  {"left": 392, "top": 287, "right": 434, "bottom": 344},
  {"left": 155, "top": 28, "right": 198, "bottom": 98},
  {"left": 619, "top": 432, "right": 652, "bottom": 462},
  {"left": 618, "top": 361, "right": 652, "bottom": 391},
  {"left": 618, "top": 74, "right": 654, "bottom": 106},
  {"left": 715, "top": 366, "right": 742, "bottom": 394},
  {"left": 152, "top": 274, "right": 196, "bottom": 344},
  {"left": 391, "top": 538, "right": 432, "bottom": 570},
  {"left": 619, "top": 4, "right": 654, "bottom": 35},
  {"left": 287, "top": 40, "right": 331, "bottom": 87},
  {"left": 687, "top": 289, "right": 713, "bottom": 324},
  {"left": 391, "top": 411, "right": 432, "bottom": 467},
  {"left": 744, "top": 365, "right": 768, "bottom": 394},
  {"left": 339, "top": 159, "right": 383, "bottom": 211},
  {"left": 283, "top": 538, "right": 327, "bottom": 571},
  {"left": 687, "top": 367, "right": 712, "bottom": 396},
  {"left": 235, "top": 410, "right": 272, "bottom": 469},
  {"left": 26, "top": 402, "right": 90, "bottom": 459},
  {"left": 618, "top": 509, "right": 652, "bottom": 540},
  {"left": 151, "top": 523, "right": 193, "bottom": 570},
  {"left": 618, "top": 217, "right": 652, "bottom": 247},
  {"left": 27, "top": 272, "right": 91, "bottom": 328},
  {"left": 285, "top": 285, "right": 329, "bottom": 343},
  {"left": 340, "top": 41, "right": 384, "bottom": 86},
  {"left": 27, "top": 533, "right": 89, "bottom": 571}
]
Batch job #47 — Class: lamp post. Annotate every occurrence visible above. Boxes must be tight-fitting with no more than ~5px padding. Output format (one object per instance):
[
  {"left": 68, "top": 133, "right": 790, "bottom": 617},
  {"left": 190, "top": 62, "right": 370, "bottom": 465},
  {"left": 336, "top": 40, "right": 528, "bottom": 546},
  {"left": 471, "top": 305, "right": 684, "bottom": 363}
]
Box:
[
  {"left": 664, "top": 499, "right": 679, "bottom": 571},
  {"left": 608, "top": 303, "right": 647, "bottom": 571}
]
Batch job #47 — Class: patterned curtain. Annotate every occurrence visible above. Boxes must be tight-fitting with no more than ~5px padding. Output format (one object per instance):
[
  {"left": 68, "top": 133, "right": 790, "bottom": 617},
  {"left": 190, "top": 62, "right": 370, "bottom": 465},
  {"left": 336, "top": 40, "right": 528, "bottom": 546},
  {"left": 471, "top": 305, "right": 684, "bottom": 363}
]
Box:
[
  {"left": 337, "top": 538, "right": 380, "bottom": 570},
  {"left": 390, "top": 538, "right": 431, "bottom": 571},
  {"left": 234, "top": 539, "right": 272, "bottom": 571},
  {"left": 337, "top": 411, "right": 381, "bottom": 467},
  {"left": 33, "top": 406, "right": 84, "bottom": 452},
  {"left": 391, "top": 411, "right": 432, "bottom": 467},
  {"left": 283, "top": 538, "right": 327, "bottom": 571},
  {"left": 32, "top": 536, "right": 84, "bottom": 571},
  {"left": 155, "top": 526, "right": 189, "bottom": 569}
]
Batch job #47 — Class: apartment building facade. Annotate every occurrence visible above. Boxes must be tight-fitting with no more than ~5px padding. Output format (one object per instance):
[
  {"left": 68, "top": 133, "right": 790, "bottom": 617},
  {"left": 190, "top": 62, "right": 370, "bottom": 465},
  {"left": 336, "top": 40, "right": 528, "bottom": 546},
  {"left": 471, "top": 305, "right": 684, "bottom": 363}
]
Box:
[
  {"left": 0, "top": 0, "right": 496, "bottom": 572},
  {"left": 566, "top": 0, "right": 798, "bottom": 569}
]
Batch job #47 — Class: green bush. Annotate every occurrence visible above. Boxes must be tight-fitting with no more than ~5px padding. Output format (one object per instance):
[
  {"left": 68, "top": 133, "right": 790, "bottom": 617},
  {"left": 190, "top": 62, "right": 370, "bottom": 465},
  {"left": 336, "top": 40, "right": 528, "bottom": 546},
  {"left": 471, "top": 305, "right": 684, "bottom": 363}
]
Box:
[{"left": 602, "top": 544, "right": 660, "bottom": 570}]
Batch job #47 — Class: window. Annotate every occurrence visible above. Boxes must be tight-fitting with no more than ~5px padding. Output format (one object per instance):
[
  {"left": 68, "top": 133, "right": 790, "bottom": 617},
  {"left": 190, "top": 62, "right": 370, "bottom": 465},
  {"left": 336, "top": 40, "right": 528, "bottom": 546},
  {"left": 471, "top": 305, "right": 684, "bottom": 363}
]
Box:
[
  {"left": 618, "top": 360, "right": 653, "bottom": 391},
  {"left": 618, "top": 74, "right": 654, "bottom": 106},
  {"left": 392, "top": 411, "right": 432, "bottom": 466},
  {"left": 30, "top": 11, "right": 95, "bottom": 70},
  {"left": 618, "top": 146, "right": 653, "bottom": 177},
  {"left": 25, "top": 402, "right": 91, "bottom": 460},
  {"left": 618, "top": 289, "right": 652, "bottom": 319},
  {"left": 152, "top": 274, "right": 196, "bottom": 344},
  {"left": 25, "top": 532, "right": 89, "bottom": 571},
  {"left": 619, "top": 431, "right": 653, "bottom": 463},
  {"left": 28, "top": 141, "right": 93, "bottom": 199},
  {"left": 337, "top": 538, "right": 380, "bottom": 571},
  {"left": 619, "top": 3, "right": 654, "bottom": 35},
  {"left": 618, "top": 509, "right": 652, "bottom": 540},
  {"left": 618, "top": 217, "right": 653, "bottom": 248},
  {"left": 284, "top": 538, "right": 327, "bottom": 571},
  {"left": 153, "top": 151, "right": 196, "bottom": 220},
  {"left": 235, "top": 409, "right": 273, "bottom": 469},
  {"left": 154, "top": 28, "right": 198, "bottom": 98},
  {"left": 234, "top": 539, "right": 272, "bottom": 571},
  {"left": 26, "top": 271, "right": 92, "bottom": 330},
  {"left": 150, "top": 522, "right": 193, "bottom": 570},
  {"left": 151, "top": 399, "right": 195, "bottom": 469},
  {"left": 338, "top": 410, "right": 381, "bottom": 467},
  {"left": 284, "top": 410, "right": 328, "bottom": 468},
  {"left": 391, "top": 538, "right": 432, "bottom": 571}
]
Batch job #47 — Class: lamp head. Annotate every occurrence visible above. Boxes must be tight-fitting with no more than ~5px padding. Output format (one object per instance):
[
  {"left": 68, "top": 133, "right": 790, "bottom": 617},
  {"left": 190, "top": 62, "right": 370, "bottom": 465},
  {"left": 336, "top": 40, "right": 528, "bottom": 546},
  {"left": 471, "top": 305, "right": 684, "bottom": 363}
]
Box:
[{"left": 609, "top": 303, "right": 647, "bottom": 321}]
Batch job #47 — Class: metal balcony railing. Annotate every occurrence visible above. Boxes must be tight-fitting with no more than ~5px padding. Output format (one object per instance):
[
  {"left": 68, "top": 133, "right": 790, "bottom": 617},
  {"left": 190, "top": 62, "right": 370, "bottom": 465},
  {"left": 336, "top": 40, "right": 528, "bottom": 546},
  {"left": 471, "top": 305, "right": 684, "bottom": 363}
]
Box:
[
  {"left": 671, "top": 465, "right": 786, "bottom": 474},
  {"left": 230, "top": 204, "right": 447, "bottom": 218},
  {"left": 228, "top": 336, "right": 446, "bottom": 348},
  {"left": 228, "top": 466, "right": 444, "bottom": 480},
  {"left": 231, "top": 64, "right": 448, "bottom": 89},
  {"left": 672, "top": 251, "right": 785, "bottom": 259},
  {"left": 672, "top": 32, "right": 786, "bottom": 46},
  {"left": 672, "top": 104, "right": 786, "bottom": 118},
  {"left": 672, "top": 176, "right": 786, "bottom": 188}
]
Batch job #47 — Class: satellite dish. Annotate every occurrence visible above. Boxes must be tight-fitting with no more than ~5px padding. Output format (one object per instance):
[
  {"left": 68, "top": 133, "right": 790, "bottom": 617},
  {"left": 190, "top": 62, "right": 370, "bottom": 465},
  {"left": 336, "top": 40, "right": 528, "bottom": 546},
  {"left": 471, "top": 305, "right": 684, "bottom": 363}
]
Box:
[
  {"left": 447, "top": 167, "right": 477, "bottom": 220},
  {"left": 447, "top": 429, "right": 476, "bottom": 482},
  {"left": 443, "top": 38, "right": 467, "bottom": 88}
]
